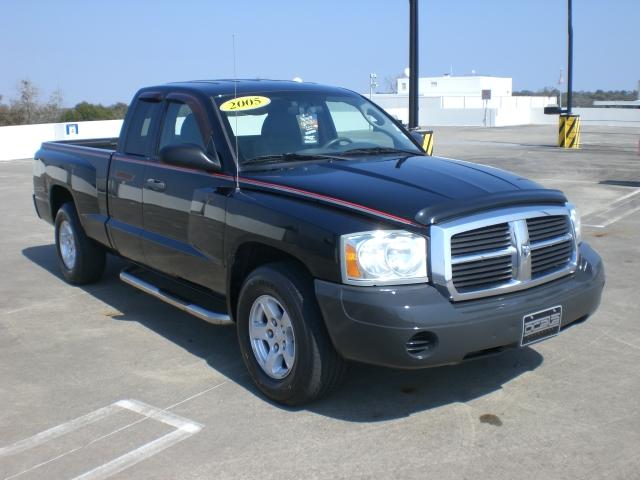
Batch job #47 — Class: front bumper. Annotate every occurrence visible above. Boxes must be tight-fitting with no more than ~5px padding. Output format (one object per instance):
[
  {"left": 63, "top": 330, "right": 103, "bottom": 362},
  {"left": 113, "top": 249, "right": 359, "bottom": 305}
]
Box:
[{"left": 315, "top": 243, "right": 605, "bottom": 369}]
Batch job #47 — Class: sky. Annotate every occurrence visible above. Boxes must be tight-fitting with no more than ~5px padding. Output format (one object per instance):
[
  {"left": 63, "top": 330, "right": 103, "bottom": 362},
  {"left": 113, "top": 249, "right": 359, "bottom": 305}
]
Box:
[{"left": 1, "top": 0, "right": 638, "bottom": 106}]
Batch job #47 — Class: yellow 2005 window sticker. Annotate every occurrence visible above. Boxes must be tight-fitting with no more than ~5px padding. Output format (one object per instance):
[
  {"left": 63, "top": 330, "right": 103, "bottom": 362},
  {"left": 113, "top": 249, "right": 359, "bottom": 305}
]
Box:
[{"left": 219, "top": 95, "right": 271, "bottom": 112}]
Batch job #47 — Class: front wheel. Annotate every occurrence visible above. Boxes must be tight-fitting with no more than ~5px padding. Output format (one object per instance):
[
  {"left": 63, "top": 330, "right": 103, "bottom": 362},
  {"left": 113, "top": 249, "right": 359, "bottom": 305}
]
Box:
[
  {"left": 54, "top": 202, "right": 106, "bottom": 284},
  {"left": 236, "top": 263, "right": 345, "bottom": 406}
]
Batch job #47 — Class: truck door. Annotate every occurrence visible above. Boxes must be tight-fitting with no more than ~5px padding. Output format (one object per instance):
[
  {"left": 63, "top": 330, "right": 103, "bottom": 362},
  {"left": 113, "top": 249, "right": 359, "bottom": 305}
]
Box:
[
  {"left": 141, "top": 94, "right": 231, "bottom": 294},
  {"left": 107, "top": 95, "right": 162, "bottom": 263}
]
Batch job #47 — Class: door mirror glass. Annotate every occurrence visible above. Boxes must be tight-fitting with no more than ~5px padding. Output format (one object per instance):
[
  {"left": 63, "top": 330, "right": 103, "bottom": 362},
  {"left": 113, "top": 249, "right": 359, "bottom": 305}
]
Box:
[
  {"left": 159, "top": 143, "right": 221, "bottom": 172},
  {"left": 158, "top": 100, "right": 221, "bottom": 171},
  {"left": 410, "top": 130, "right": 425, "bottom": 145},
  {"left": 410, "top": 129, "right": 434, "bottom": 154}
]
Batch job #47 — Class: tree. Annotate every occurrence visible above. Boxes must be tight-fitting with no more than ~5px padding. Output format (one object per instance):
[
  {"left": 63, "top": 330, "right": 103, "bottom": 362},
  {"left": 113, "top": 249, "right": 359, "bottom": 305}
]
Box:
[
  {"left": 41, "top": 88, "right": 64, "bottom": 123},
  {"left": 513, "top": 88, "right": 637, "bottom": 107},
  {"left": 111, "top": 102, "right": 128, "bottom": 119},
  {"left": 62, "top": 102, "right": 114, "bottom": 121},
  {"left": 15, "top": 79, "right": 40, "bottom": 124},
  {"left": 0, "top": 95, "right": 8, "bottom": 125}
]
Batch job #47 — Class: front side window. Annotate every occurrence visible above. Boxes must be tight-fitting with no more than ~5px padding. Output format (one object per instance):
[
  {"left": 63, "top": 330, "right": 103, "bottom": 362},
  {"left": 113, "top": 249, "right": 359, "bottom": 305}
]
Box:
[
  {"left": 212, "top": 90, "right": 421, "bottom": 168},
  {"left": 159, "top": 102, "right": 206, "bottom": 151},
  {"left": 326, "top": 101, "right": 394, "bottom": 148}
]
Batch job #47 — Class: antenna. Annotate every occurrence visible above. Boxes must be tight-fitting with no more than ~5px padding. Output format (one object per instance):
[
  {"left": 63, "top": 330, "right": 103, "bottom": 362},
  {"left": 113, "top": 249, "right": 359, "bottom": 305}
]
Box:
[{"left": 232, "top": 34, "right": 240, "bottom": 191}]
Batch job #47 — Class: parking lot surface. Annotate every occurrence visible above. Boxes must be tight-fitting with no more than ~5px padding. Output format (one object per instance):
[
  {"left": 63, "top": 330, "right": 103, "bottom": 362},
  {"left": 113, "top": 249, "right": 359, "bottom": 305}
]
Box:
[{"left": 1, "top": 125, "right": 639, "bottom": 479}]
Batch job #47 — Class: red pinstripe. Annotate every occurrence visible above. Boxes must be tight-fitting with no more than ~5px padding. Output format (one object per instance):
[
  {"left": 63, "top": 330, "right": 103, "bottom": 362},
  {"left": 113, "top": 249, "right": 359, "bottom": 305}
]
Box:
[{"left": 112, "top": 156, "right": 420, "bottom": 227}]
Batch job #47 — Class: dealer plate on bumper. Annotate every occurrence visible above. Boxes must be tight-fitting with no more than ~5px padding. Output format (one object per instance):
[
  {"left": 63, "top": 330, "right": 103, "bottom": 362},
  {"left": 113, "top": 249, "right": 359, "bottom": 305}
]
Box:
[{"left": 521, "top": 306, "right": 562, "bottom": 346}]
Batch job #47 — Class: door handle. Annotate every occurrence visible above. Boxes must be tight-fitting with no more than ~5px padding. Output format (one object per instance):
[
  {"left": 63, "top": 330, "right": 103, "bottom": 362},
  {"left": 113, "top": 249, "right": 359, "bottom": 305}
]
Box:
[{"left": 145, "top": 178, "right": 166, "bottom": 192}]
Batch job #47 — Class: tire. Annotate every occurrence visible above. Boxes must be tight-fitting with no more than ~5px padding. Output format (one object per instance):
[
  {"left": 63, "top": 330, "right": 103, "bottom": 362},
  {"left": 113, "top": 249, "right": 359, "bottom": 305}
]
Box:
[
  {"left": 54, "top": 202, "right": 106, "bottom": 285},
  {"left": 236, "top": 262, "right": 346, "bottom": 406}
]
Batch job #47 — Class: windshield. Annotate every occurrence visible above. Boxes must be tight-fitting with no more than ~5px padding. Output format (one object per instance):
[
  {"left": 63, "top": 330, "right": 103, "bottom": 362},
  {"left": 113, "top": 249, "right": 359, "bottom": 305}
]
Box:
[{"left": 212, "top": 90, "right": 422, "bottom": 167}]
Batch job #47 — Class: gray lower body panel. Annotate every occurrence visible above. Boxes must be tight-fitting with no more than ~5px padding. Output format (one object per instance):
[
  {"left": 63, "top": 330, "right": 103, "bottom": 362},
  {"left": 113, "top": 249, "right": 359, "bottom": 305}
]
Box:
[{"left": 315, "top": 242, "right": 605, "bottom": 369}]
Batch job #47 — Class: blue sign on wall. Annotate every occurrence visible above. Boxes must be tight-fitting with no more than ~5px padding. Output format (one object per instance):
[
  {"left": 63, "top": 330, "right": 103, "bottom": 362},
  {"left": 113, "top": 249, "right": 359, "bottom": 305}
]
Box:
[{"left": 66, "top": 124, "right": 79, "bottom": 135}]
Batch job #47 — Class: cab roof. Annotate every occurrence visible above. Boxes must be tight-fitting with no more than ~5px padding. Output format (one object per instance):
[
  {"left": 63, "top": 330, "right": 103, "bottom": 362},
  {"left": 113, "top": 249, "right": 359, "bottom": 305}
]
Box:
[{"left": 161, "top": 79, "right": 354, "bottom": 97}]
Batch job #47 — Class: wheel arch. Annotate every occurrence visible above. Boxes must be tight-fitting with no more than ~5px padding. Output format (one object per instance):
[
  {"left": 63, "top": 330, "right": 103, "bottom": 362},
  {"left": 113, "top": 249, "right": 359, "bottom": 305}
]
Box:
[
  {"left": 227, "top": 242, "right": 314, "bottom": 322},
  {"left": 49, "top": 184, "right": 75, "bottom": 219}
]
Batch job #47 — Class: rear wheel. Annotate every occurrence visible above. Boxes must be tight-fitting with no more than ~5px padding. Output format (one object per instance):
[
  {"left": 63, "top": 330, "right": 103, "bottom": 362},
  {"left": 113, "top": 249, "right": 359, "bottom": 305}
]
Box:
[
  {"left": 237, "top": 263, "right": 345, "bottom": 406},
  {"left": 54, "top": 202, "right": 106, "bottom": 284}
]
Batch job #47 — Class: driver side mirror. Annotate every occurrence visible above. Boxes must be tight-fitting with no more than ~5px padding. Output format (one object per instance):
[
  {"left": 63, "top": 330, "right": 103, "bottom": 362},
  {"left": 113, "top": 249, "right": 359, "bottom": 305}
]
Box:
[
  {"left": 159, "top": 143, "right": 221, "bottom": 172},
  {"left": 410, "top": 131, "right": 424, "bottom": 144}
]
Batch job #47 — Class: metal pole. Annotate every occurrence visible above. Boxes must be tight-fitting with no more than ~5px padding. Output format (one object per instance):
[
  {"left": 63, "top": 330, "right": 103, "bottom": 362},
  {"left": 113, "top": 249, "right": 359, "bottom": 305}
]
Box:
[
  {"left": 408, "top": 0, "right": 419, "bottom": 128},
  {"left": 369, "top": 73, "right": 377, "bottom": 99},
  {"left": 558, "top": 68, "right": 563, "bottom": 109},
  {"left": 567, "top": 0, "right": 573, "bottom": 115}
]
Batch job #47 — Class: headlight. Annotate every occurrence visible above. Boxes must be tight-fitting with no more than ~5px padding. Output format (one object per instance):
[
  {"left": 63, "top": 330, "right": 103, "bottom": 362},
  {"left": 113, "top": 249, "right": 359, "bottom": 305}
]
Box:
[
  {"left": 341, "top": 230, "right": 428, "bottom": 285},
  {"left": 567, "top": 203, "right": 582, "bottom": 244}
]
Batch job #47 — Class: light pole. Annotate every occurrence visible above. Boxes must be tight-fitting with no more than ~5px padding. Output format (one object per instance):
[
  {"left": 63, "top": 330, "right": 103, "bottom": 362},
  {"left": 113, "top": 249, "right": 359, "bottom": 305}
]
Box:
[
  {"left": 369, "top": 73, "right": 378, "bottom": 99},
  {"left": 558, "top": 68, "right": 564, "bottom": 109},
  {"left": 408, "top": 0, "right": 419, "bottom": 129},
  {"left": 567, "top": 0, "right": 573, "bottom": 114},
  {"left": 558, "top": 0, "right": 580, "bottom": 149}
]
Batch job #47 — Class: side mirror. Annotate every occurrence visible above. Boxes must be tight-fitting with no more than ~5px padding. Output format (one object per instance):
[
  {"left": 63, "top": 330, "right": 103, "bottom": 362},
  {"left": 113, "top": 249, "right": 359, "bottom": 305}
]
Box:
[
  {"left": 410, "top": 129, "right": 434, "bottom": 155},
  {"left": 410, "top": 131, "right": 424, "bottom": 145},
  {"left": 159, "top": 143, "right": 221, "bottom": 172}
]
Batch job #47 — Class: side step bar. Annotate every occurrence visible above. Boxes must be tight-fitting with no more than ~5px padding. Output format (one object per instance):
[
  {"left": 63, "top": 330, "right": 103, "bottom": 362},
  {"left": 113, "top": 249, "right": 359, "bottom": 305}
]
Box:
[{"left": 120, "top": 269, "right": 233, "bottom": 326}]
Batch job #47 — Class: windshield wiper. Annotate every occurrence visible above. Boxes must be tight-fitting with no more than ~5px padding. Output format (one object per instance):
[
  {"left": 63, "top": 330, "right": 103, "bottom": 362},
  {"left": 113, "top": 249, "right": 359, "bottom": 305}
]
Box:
[
  {"left": 242, "top": 153, "right": 344, "bottom": 166},
  {"left": 340, "top": 147, "right": 420, "bottom": 156}
]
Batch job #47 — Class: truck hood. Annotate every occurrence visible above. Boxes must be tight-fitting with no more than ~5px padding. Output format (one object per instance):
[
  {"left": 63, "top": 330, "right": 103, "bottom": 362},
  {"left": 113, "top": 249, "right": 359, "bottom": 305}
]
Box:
[{"left": 241, "top": 155, "right": 561, "bottom": 226}]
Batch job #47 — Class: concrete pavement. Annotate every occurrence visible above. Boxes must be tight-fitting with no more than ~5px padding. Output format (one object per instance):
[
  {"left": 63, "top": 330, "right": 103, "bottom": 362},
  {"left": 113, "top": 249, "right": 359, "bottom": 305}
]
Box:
[{"left": 1, "top": 124, "right": 639, "bottom": 479}]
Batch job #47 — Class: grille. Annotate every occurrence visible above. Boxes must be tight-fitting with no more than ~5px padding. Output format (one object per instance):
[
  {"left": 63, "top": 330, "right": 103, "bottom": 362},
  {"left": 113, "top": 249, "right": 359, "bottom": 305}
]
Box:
[
  {"left": 435, "top": 206, "right": 578, "bottom": 301},
  {"left": 531, "top": 239, "right": 574, "bottom": 276},
  {"left": 526, "top": 216, "right": 570, "bottom": 242},
  {"left": 450, "top": 223, "right": 513, "bottom": 291},
  {"left": 451, "top": 223, "right": 510, "bottom": 256},
  {"left": 452, "top": 256, "right": 513, "bottom": 290},
  {"left": 528, "top": 215, "right": 573, "bottom": 277}
]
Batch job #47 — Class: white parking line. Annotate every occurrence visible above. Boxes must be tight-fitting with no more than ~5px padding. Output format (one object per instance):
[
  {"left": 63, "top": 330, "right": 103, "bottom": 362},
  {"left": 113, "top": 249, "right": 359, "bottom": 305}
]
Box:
[
  {"left": 71, "top": 400, "right": 201, "bottom": 480},
  {"left": 0, "top": 399, "right": 203, "bottom": 480},
  {"left": 0, "top": 404, "right": 119, "bottom": 458},
  {"left": 583, "top": 189, "right": 640, "bottom": 228},
  {"left": 72, "top": 429, "right": 193, "bottom": 480}
]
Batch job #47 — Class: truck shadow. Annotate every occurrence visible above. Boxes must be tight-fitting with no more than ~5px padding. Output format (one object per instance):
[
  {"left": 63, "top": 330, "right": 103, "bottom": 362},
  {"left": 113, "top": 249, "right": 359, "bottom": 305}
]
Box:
[{"left": 23, "top": 244, "right": 543, "bottom": 423}]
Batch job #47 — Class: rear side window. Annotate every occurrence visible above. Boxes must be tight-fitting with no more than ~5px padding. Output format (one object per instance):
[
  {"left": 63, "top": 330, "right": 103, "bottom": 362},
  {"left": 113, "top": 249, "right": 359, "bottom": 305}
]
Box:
[{"left": 124, "top": 100, "right": 161, "bottom": 156}]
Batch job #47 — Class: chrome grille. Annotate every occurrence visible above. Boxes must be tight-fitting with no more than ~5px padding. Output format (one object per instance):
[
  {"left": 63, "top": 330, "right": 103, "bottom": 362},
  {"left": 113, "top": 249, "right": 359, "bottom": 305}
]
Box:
[
  {"left": 451, "top": 223, "right": 514, "bottom": 291},
  {"left": 451, "top": 223, "right": 511, "bottom": 255},
  {"left": 527, "top": 216, "right": 570, "bottom": 242},
  {"left": 527, "top": 215, "right": 573, "bottom": 277},
  {"left": 531, "top": 239, "right": 574, "bottom": 276},
  {"left": 452, "top": 256, "right": 513, "bottom": 291},
  {"left": 430, "top": 205, "right": 578, "bottom": 301}
]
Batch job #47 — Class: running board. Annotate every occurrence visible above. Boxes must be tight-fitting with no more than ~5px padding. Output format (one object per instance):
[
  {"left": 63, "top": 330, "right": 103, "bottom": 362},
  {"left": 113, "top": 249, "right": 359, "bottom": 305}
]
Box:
[{"left": 119, "top": 269, "right": 233, "bottom": 326}]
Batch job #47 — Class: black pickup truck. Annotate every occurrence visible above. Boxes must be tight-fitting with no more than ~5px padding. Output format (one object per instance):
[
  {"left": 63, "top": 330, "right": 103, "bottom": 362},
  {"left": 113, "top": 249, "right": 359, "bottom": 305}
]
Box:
[{"left": 33, "top": 80, "right": 604, "bottom": 405}]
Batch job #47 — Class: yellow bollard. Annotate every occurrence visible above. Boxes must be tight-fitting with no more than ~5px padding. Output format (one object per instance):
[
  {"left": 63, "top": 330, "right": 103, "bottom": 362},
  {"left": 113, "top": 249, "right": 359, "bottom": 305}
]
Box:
[
  {"left": 557, "top": 116, "right": 566, "bottom": 146},
  {"left": 558, "top": 114, "right": 581, "bottom": 149},
  {"left": 421, "top": 130, "right": 434, "bottom": 156}
]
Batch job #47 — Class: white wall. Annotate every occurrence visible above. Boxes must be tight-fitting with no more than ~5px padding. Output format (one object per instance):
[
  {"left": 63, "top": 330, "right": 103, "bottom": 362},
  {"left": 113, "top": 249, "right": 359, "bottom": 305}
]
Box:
[
  {"left": 1, "top": 107, "right": 638, "bottom": 162},
  {"left": 371, "top": 94, "right": 640, "bottom": 128},
  {"left": 372, "top": 94, "right": 557, "bottom": 127},
  {"left": 573, "top": 108, "right": 640, "bottom": 127},
  {"left": 397, "top": 75, "right": 512, "bottom": 97},
  {"left": 0, "top": 120, "right": 123, "bottom": 161}
]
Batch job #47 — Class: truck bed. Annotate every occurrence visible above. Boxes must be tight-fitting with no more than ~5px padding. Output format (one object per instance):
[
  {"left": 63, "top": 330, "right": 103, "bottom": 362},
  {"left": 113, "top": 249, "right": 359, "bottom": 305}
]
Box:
[
  {"left": 50, "top": 137, "right": 119, "bottom": 150},
  {"left": 34, "top": 138, "right": 117, "bottom": 249}
]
